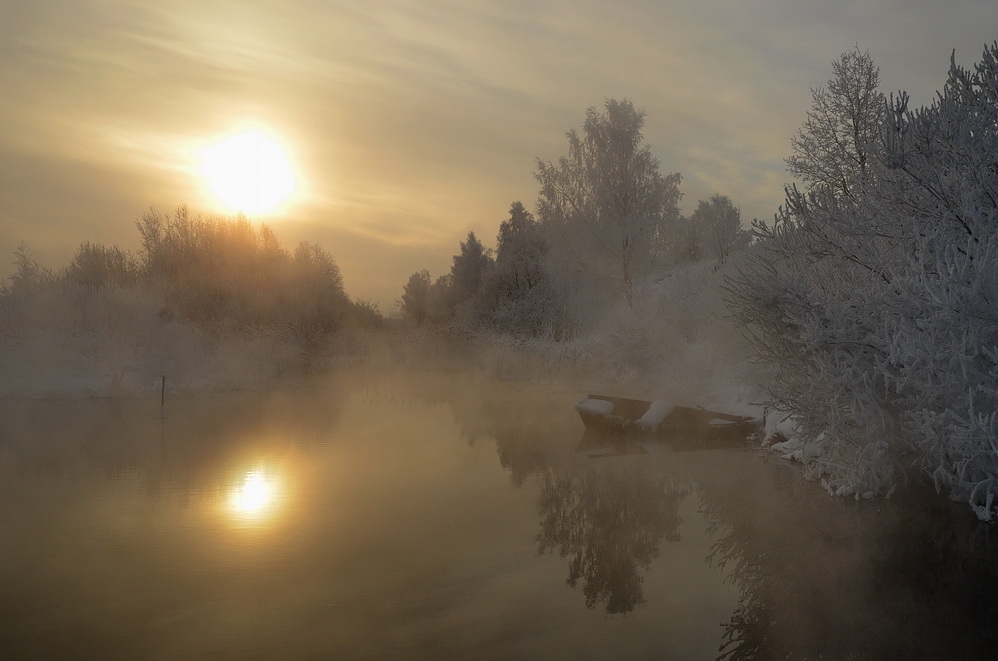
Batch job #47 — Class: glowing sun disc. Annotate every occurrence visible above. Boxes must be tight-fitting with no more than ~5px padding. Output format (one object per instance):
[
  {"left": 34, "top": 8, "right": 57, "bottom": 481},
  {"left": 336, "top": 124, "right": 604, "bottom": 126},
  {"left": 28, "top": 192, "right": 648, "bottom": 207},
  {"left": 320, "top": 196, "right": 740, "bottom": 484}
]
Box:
[{"left": 200, "top": 130, "right": 296, "bottom": 214}]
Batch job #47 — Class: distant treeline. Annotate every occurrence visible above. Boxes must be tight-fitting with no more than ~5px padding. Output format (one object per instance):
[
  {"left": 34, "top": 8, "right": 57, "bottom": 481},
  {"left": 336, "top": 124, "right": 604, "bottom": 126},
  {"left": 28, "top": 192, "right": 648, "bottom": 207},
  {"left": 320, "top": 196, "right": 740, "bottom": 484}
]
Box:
[
  {"left": 0, "top": 207, "right": 382, "bottom": 393},
  {"left": 398, "top": 99, "right": 752, "bottom": 339},
  {"left": 3, "top": 206, "right": 381, "bottom": 336}
]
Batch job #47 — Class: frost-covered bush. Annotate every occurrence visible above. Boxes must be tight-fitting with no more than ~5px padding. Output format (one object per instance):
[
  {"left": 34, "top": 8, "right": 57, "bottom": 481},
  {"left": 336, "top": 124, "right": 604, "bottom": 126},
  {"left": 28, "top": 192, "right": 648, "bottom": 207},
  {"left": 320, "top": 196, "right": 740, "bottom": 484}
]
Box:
[
  {"left": 689, "top": 195, "right": 753, "bottom": 264},
  {"left": 729, "top": 44, "right": 998, "bottom": 519},
  {"left": 65, "top": 241, "right": 139, "bottom": 290},
  {"left": 0, "top": 243, "right": 54, "bottom": 300}
]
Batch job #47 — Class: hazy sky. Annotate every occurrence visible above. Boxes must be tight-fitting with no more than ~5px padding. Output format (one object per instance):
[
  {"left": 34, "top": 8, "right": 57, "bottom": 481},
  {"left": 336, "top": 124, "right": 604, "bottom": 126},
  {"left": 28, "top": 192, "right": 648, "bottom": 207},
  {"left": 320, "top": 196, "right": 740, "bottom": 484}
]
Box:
[{"left": 1, "top": 0, "right": 995, "bottom": 308}]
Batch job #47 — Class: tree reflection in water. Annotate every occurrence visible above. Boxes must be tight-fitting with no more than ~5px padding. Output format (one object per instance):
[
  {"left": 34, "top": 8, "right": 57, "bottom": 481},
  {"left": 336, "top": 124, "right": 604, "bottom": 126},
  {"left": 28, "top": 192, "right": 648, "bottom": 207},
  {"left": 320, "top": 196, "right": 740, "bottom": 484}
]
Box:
[
  {"left": 417, "top": 375, "right": 691, "bottom": 616},
  {"left": 398, "top": 372, "right": 998, "bottom": 653},
  {"left": 536, "top": 461, "right": 689, "bottom": 614}
]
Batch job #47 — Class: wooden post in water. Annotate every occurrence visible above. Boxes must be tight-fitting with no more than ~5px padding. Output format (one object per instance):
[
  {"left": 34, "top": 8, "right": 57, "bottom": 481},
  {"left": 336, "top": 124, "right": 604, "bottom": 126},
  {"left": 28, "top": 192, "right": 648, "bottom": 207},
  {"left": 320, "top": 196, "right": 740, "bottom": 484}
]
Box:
[{"left": 160, "top": 375, "right": 166, "bottom": 418}]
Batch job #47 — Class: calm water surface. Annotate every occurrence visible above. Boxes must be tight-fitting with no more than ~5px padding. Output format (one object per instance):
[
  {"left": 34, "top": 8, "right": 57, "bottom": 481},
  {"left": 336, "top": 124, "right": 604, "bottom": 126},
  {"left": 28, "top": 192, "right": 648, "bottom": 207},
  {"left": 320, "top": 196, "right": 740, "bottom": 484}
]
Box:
[{"left": 1, "top": 369, "right": 996, "bottom": 660}]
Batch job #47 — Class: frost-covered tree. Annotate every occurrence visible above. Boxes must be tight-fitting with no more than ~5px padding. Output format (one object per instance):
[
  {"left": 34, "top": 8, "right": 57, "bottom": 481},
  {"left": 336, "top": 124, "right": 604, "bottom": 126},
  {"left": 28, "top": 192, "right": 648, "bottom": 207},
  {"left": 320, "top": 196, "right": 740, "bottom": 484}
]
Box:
[
  {"left": 786, "top": 47, "right": 886, "bottom": 199},
  {"left": 400, "top": 269, "right": 432, "bottom": 326},
  {"left": 292, "top": 242, "right": 345, "bottom": 295},
  {"left": 690, "top": 195, "right": 751, "bottom": 263},
  {"left": 287, "top": 242, "right": 351, "bottom": 334},
  {"left": 497, "top": 203, "right": 540, "bottom": 258},
  {"left": 729, "top": 43, "right": 998, "bottom": 521},
  {"left": 493, "top": 202, "right": 549, "bottom": 299},
  {"left": 535, "top": 99, "right": 682, "bottom": 307},
  {"left": 427, "top": 274, "right": 454, "bottom": 325},
  {"left": 449, "top": 231, "right": 493, "bottom": 307},
  {"left": 128, "top": 207, "right": 358, "bottom": 332},
  {"left": 477, "top": 202, "right": 564, "bottom": 336},
  {"left": 65, "top": 242, "right": 138, "bottom": 291},
  {"left": 663, "top": 216, "right": 704, "bottom": 263},
  {"left": 1, "top": 242, "right": 53, "bottom": 298}
]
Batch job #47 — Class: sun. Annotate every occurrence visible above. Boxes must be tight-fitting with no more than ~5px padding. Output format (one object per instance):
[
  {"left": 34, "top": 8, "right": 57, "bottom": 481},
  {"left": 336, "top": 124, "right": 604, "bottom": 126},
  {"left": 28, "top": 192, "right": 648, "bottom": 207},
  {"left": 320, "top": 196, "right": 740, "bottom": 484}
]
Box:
[{"left": 199, "top": 129, "right": 297, "bottom": 214}]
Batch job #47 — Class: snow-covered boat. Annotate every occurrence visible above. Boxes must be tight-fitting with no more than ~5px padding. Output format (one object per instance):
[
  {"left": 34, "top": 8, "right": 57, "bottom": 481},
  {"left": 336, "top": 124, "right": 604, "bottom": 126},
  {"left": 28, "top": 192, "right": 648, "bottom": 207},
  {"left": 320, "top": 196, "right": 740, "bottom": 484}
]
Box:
[{"left": 575, "top": 394, "right": 762, "bottom": 445}]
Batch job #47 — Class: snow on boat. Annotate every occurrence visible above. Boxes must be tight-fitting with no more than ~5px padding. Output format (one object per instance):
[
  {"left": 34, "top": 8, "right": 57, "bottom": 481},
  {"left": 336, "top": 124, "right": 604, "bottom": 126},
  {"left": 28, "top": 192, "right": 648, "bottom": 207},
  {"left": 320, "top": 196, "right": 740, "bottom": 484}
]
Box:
[{"left": 574, "top": 394, "right": 762, "bottom": 452}]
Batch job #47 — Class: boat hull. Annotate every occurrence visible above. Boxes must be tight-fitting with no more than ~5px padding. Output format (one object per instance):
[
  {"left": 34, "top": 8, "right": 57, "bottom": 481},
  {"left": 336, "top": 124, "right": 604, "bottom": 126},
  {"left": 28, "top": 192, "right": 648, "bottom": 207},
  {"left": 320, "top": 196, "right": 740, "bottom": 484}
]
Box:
[{"left": 575, "top": 394, "right": 762, "bottom": 452}]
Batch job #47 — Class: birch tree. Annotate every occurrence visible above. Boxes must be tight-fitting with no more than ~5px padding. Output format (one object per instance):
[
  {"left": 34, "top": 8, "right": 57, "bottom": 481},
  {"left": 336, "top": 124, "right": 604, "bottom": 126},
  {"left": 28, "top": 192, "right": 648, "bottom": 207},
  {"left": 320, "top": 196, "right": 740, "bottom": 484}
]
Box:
[
  {"left": 690, "top": 194, "right": 751, "bottom": 263},
  {"left": 786, "top": 47, "right": 886, "bottom": 199},
  {"left": 535, "top": 99, "right": 682, "bottom": 307}
]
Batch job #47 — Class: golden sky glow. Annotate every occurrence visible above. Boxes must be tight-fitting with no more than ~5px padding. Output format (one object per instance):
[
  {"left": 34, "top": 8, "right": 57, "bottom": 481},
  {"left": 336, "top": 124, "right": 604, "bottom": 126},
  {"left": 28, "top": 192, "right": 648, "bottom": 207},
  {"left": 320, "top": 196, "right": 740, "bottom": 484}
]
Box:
[{"left": 1, "top": 0, "right": 996, "bottom": 308}]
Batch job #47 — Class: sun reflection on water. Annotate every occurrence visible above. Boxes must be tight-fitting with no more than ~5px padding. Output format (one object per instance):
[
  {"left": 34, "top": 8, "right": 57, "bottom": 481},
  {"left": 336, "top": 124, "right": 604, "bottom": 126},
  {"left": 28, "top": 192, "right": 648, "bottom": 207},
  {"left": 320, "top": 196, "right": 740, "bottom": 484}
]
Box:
[{"left": 228, "top": 468, "right": 282, "bottom": 524}]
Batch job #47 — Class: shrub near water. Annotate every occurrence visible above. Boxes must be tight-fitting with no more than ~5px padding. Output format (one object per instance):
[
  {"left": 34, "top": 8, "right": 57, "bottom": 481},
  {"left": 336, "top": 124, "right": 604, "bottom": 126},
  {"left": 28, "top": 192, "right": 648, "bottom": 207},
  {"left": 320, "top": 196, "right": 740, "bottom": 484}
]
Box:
[{"left": 728, "top": 44, "right": 998, "bottom": 520}]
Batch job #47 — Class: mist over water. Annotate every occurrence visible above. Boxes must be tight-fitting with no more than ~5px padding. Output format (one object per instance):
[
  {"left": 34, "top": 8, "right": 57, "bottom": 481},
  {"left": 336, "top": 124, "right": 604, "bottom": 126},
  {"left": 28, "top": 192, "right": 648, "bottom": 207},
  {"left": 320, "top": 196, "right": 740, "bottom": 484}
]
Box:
[
  {"left": 2, "top": 9, "right": 998, "bottom": 659},
  {"left": 1, "top": 368, "right": 995, "bottom": 660}
]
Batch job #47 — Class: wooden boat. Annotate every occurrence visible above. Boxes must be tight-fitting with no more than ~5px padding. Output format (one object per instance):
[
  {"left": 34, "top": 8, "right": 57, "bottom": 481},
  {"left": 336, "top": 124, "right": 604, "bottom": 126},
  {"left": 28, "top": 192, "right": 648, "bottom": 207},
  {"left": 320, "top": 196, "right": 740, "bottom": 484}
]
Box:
[{"left": 575, "top": 394, "right": 762, "bottom": 451}]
